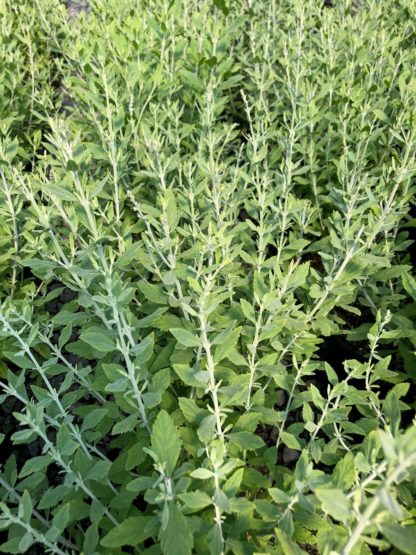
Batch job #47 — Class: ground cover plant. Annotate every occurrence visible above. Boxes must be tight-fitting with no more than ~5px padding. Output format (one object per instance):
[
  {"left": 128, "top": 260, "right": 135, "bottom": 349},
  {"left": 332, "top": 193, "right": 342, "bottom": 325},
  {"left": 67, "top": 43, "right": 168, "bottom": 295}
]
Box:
[{"left": 1, "top": 0, "right": 416, "bottom": 553}]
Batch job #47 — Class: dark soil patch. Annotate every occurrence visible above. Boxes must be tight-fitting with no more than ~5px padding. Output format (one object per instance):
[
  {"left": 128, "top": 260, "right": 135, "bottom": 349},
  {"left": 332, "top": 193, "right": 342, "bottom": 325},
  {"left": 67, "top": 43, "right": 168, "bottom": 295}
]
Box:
[
  {"left": 316, "top": 334, "right": 367, "bottom": 380},
  {"left": 45, "top": 280, "right": 78, "bottom": 315},
  {"left": 65, "top": 0, "right": 90, "bottom": 20}
]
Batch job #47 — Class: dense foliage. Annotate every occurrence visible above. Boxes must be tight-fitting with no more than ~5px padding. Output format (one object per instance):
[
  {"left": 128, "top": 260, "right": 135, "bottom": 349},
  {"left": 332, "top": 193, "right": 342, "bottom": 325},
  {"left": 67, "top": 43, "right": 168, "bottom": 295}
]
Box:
[{"left": 1, "top": 0, "right": 416, "bottom": 553}]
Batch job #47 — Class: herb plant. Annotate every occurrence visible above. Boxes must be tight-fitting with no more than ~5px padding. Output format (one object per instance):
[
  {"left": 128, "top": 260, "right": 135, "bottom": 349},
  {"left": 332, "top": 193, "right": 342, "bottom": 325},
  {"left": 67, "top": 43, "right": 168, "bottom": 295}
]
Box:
[{"left": 1, "top": 1, "right": 416, "bottom": 554}]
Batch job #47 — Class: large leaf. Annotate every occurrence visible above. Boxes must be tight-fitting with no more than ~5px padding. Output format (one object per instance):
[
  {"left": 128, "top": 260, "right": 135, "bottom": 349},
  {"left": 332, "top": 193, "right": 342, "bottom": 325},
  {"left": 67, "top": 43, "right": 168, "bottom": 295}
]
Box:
[
  {"left": 402, "top": 270, "right": 416, "bottom": 301},
  {"left": 315, "top": 488, "right": 351, "bottom": 522},
  {"left": 170, "top": 328, "right": 200, "bottom": 348},
  {"left": 80, "top": 328, "right": 117, "bottom": 353},
  {"left": 151, "top": 410, "right": 182, "bottom": 475},
  {"left": 160, "top": 502, "right": 193, "bottom": 555},
  {"left": 381, "top": 523, "right": 416, "bottom": 554},
  {"left": 100, "top": 516, "right": 153, "bottom": 547}
]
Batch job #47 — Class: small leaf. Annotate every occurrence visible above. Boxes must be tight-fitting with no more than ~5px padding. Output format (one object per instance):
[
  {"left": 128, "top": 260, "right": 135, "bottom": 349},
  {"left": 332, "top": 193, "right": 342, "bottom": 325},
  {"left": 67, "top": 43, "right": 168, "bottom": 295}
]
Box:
[
  {"left": 208, "top": 523, "right": 223, "bottom": 555},
  {"left": 170, "top": 328, "right": 200, "bottom": 348},
  {"left": 275, "top": 529, "right": 307, "bottom": 554},
  {"left": 81, "top": 408, "right": 107, "bottom": 432},
  {"left": 174, "top": 364, "right": 208, "bottom": 387},
  {"left": 80, "top": 328, "right": 116, "bottom": 353},
  {"left": 101, "top": 516, "right": 153, "bottom": 547},
  {"left": 86, "top": 460, "right": 112, "bottom": 481},
  {"left": 190, "top": 468, "right": 214, "bottom": 480},
  {"left": 280, "top": 432, "right": 302, "bottom": 451},
  {"left": 112, "top": 414, "right": 138, "bottom": 435},
  {"left": 179, "top": 397, "right": 207, "bottom": 424},
  {"left": 378, "top": 489, "right": 403, "bottom": 518},
  {"left": 83, "top": 522, "right": 99, "bottom": 554},
  {"left": 18, "top": 491, "right": 32, "bottom": 523},
  {"left": 19, "top": 455, "right": 50, "bottom": 478},
  {"left": 315, "top": 488, "right": 351, "bottom": 522},
  {"left": 197, "top": 415, "right": 217, "bottom": 443},
  {"left": 214, "top": 327, "right": 241, "bottom": 363},
  {"left": 227, "top": 431, "right": 265, "bottom": 450},
  {"left": 52, "top": 503, "right": 70, "bottom": 533},
  {"left": 138, "top": 281, "right": 166, "bottom": 304},
  {"left": 45, "top": 184, "right": 77, "bottom": 201},
  {"left": 269, "top": 487, "right": 291, "bottom": 504},
  {"left": 179, "top": 491, "right": 212, "bottom": 512},
  {"left": 240, "top": 299, "right": 256, "bottom": 323},
  {"left": 18, "top": 532, "right": 34, "bottom": 553}
]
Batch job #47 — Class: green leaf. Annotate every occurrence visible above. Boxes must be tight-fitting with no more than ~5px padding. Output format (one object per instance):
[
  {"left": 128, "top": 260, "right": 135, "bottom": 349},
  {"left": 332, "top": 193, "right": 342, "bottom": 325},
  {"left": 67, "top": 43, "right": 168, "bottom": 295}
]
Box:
[
  {"left": 160, "top": 502, "right": 193, "bottom": 555},
  {"left": 126, "top": 476, "right": 156, "bottom": 493},
  {"left": 86, "top": 460, "right": 112, "bottom": 481},
  {"left": 208, "top": 523, "right": 223, "bottom": 555},
  {"left": 240, "top": 299, "right": 256, "bottom": 323},
  {"left": 131, "top": 333, "right": 154, "bottom": 361},
  {"left": 52, "top": 503, "right": 70, "bottom": 533},
  {"left": 214, "top": 489, "right": 231, "bottom": 513},
  {"left": 402, "top": 270, "right": 416, "bottom": 301},
  {"left": 80, "top": 328, "right": 117, "bottom": 353},
  {"left": 83, "top": 523, "right": 99, "bottom": 554},
  {"left": 18, "top": 491, "right": 32, "bottom": 523},
  {"left": 56, "top": 425, "right": 78, "bottom": 457},
  {"left": 19, "top": 455, "right": 50, "bottom": 478},
  {"left": 197, "top": 415, "right": 217, "bottom": 443},
  {"left": 81, "top": 408, "right": 108, "bottom": 432},
  {"left": 101, "top": 516, "right": 153, "bottom": 547},
  {"left": 279, "top": 431, "right": 302, "bottom": 451},
  {"left": 179, "top": 69, "right": 205, "bottom": 93},
  {"left": 18, "top": 532, "right": 34, "bottom": 553},
  {"left": 179, "top": 397, "right": 207, "bottom": 424},
  {"left": 179, "top": 491, "right": 212, "bottom": 512},
  {"left": 138, "top": 280, "right": 167, "bottom": 304},
  {"left": 269, "top": 487, "right": 291, "bottom": 504},
  {"left": 381, "top": 523, "right": 416, "bottom": 555},
  {"left": 315, "top": 488, "right": 351, "bottom": 522},
  {"left": 105, "top": 378, "right": 128, "bottom": 393},
  {"left": 223, "top": 468, "right": 244, "bottom": 497},
  {"left": 38, "top": 486, "right": 69, "bottom": 510},
  {"left": 378, "top": 489, "right": 403, "bottom": 518},
  {"left": 170, "top": 328, "right": 200, "bottom": 348},
  {"left": 213, "top": 0, "right": 229, "bottom": 16},
  {"left": 214, "top": 327, "right": 241, "bottom": 363},
  {"left": 190, "top": 468, "right": 214, "bottom": 480},
  {"left": 45, "top": 184, "right": 77, "bottom": 201},
  {"left": 227, "top": 431, "right": 264, "bottom": 450},
  {"left": 174, "top": 364, "right": 209, "bottom": 387},
  {"left": 275, "top": 529, "right": 307, "bottom": 554},
  {"left": 151, "top": 410, "right": 182, "bottom": 475},
  {"left": 112, "top": 414, "right": 138, "bottom": 435}
]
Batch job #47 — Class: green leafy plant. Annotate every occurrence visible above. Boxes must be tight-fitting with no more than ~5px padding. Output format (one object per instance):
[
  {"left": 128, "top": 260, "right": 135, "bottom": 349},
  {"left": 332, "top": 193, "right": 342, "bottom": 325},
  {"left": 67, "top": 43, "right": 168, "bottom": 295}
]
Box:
[{"left": 1, "top": 0, "right": 416, "bottom": 554}]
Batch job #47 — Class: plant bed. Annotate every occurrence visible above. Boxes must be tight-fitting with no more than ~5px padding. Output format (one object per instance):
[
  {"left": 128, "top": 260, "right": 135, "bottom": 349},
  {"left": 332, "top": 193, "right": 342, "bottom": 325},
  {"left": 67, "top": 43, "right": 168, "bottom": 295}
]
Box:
[{"left": 1, "top": 1, "right": 416, "bottom": 554}]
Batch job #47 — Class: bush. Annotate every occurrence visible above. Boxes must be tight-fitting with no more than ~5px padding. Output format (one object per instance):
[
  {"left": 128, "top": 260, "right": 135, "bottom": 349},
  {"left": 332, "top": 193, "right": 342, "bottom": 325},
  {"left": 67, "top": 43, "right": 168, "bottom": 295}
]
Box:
[{"left": 1, "top": 1, "right": 416, "bottom": 553}]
